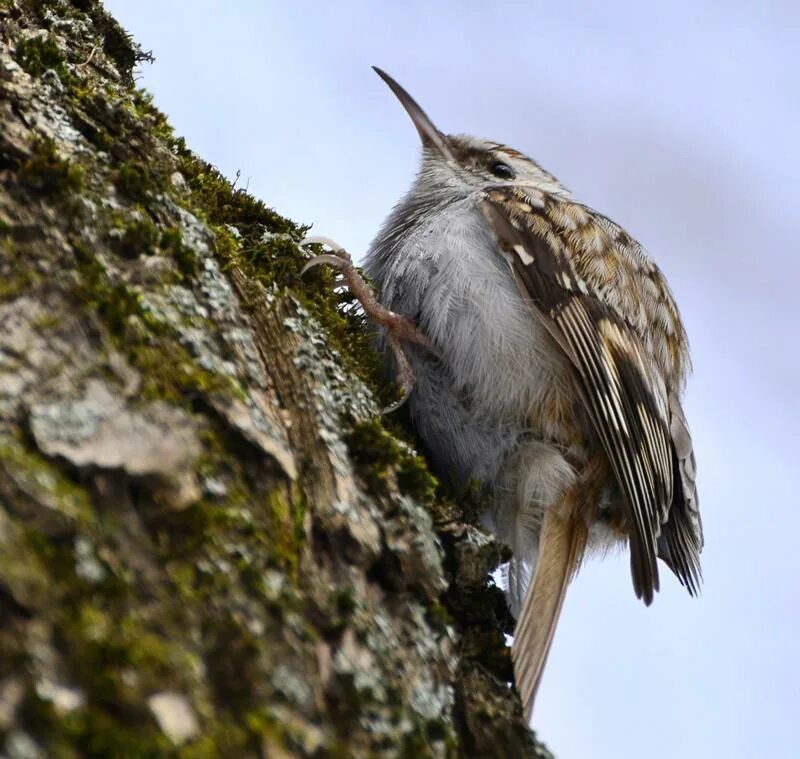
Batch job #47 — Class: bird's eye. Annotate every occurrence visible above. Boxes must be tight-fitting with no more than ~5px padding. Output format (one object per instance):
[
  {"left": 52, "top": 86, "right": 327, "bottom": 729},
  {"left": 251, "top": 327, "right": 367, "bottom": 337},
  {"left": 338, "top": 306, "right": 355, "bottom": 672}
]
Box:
[{"left": 489, "top": 160, "right": 515, "bottom": 180}]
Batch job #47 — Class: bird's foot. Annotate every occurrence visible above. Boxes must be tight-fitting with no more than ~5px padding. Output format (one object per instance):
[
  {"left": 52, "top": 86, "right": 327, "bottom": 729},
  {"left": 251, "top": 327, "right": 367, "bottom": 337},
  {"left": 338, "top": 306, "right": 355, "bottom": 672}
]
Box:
[{"left": 301, "top": 236, "right": 434, "bottom": 412}]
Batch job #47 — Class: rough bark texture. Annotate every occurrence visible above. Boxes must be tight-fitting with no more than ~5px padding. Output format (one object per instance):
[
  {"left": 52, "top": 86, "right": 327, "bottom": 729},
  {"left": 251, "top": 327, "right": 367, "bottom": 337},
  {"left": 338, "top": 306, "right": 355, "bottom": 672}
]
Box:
[{"left": 0, "top": 1, "right": 554, "bottom": 757}]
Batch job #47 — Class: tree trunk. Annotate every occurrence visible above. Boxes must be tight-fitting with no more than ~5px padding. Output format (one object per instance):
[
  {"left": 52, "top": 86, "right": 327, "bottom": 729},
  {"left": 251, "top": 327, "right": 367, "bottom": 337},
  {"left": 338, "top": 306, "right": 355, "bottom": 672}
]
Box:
[{"left": 0, "top": 2, "right": 552, "bottom": 756}]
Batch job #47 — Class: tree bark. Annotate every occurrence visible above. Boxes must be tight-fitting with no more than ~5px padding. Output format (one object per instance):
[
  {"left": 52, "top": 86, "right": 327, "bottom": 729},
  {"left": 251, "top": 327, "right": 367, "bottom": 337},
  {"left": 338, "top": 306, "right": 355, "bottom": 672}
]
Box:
[{"left": 0, "top": 1, "right": 553, "bottom": 756}]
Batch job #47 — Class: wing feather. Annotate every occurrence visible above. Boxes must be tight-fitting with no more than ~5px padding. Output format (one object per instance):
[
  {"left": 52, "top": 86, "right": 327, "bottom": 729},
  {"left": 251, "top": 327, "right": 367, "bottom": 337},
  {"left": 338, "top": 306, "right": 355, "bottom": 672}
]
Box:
[
  {"left": 658, "top": 393, "right": 703, "bottom": 594},
  {"left": 481, "top": 190, "right": 687, "bottom": 603}
]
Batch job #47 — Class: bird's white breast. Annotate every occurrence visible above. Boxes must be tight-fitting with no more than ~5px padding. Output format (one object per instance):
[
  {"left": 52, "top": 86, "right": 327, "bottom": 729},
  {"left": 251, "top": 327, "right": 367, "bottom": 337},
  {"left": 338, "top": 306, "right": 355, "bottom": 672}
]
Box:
[{"left": 411, "top": 197, "right": 572, "bottom": 428}]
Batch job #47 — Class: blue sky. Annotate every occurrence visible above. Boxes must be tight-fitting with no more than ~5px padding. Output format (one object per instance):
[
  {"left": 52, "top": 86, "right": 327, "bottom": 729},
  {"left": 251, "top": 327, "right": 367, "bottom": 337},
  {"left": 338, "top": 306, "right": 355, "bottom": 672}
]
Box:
[{"left": 103, "top": 2, "right": 799, "bottom": 756}]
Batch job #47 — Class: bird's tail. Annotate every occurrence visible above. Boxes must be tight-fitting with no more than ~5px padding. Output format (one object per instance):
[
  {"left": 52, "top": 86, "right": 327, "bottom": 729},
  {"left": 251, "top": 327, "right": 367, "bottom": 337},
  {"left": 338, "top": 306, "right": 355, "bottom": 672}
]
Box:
[{"left": 511, "top": 504, "right": 587, "bottom": 721}]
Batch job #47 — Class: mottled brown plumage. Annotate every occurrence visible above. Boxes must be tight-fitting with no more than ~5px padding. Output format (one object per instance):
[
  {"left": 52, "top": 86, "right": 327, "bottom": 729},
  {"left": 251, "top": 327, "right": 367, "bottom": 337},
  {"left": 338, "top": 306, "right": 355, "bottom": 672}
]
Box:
[{"left": 304, "top": 68, "right": 703, "bottom": 723}]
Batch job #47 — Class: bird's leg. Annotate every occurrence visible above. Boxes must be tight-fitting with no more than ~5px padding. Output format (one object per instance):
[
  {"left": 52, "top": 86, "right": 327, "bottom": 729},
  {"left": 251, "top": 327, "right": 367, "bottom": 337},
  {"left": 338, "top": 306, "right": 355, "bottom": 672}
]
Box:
[{"left": 300, "top": 236, "right": 435, "bottom": 412}]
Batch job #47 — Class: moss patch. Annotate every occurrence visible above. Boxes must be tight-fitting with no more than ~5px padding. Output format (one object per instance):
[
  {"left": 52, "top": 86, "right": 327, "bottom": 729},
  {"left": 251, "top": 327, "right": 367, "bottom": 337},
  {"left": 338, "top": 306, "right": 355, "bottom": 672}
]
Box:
[
  {"left": 0, "top": 436, "right": 93, "bottom": 528},
  {"left": 15, "top": 34, "right": 71, "bottom": 84},
  {"left": 20, "top": 137, "right": 84, "bottom": 195},
  {"left": 111, "top": 217, "right": 159, "bottom": 258},
  {"left": 113, "top": 162, "right": 153, "bottom": 203},
  {"left": 70, "top": 242, "right": 239, "bottom": 405},
  {"left": 160, "top": 227, "right": 197, "bottom": 276},
  {"left": 98, "top": 18, "right": 154, "bottom": 81},
  {"left": 0, "top": 237, "right": 42, "bottom": 300},
  {"left": 346, "top": 417, "right": 437, "bottom": 506}
]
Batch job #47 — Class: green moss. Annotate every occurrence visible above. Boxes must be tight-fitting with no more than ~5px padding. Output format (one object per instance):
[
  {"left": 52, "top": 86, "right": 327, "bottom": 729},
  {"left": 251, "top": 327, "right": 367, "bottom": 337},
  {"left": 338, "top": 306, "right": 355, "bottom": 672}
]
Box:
[
  {"left": 113, "top": 162, "right": 153, "bottom": 203},
  {"left": 164, "top": 135, "right": 388, "bottom": 400},
  {"left": 20, "top": 692, "right": 173, "bottom": 759},
  {"left": 130, "top": 89, "right": 174, "bottom": 143},
  {"left": 62, "top": 707, "right": 172, "bottom": 759},
  {"left": 165, "top": 504, "right": 302, "bottom": 613},
  {"left": 208, "top": 223, "right": 240, "bottom": 262},
  {"left": 12, "top": 434, "right": 308, "bottom": 755},
  {"left": 452, "top": 479, "right": 493, "bottom": 526},
  {"left": 299, "top": 270, "right": 386, "bottom": 392},
  {"left": 112, "top": 217, "right": 159, "bottom": 258},
  {"left": 72, "top": 246, "right": 152, "bottom": 337},
  {"left": 234, "top": 233, "right": 300, "bottom": 287},
  {"left": 71, "top": 242, "right": 241, "bottom": 405},
  {"left": 24, "top": 527, "right": 78, "bottom": 585},
  {"left": 346, "top": 418, "right": 437, "bottom": 505},
  {"left": 396, "top": 448, "right": 438, "bottom": 506},
  {"left": 160, "top": 227, "right": 198, "bottom": 276},
  {"left": 0, "top": 437, "right": 93, "bottom": 526},
  {"left": 132, "top": 342, "right": 243, "bottom": 404},
  {"left": 0, "top": 238, "right": 41, "bottom": 300},
  {"left": 426, "top": 599, "right": 455, "bottom": 632},
  {"left": 173, "top": 149, "right": 296, "bottom": 237},
  {"left": 32, "top": 312, "right": 62, "bottom": 330},
  {"left": 400, "top": 719, "right": 454, "bottom": 759},
  {"left": 157, "top": 424, "right": 304, "bottom": 593},
  {"left": 56, "top": 603, "right": 194, "bottom": 701},
  {"left": 90, "top": 9, "right": 154, "bottom": 82},
  {"left": 0, "top": 218, "right": 11, "bottom": 235},
  {"left": 18, "top": 660, "right": 258, "bottom": 759},
  {"left": 66, "top": 80, "right": 115, "bottom": 152},
  {"left": 20, "top": 137, "right": 84, "bottom": 196},
  {"left": 0, "top": 273, "right": 38, "bottom": 300},
  {"left": 178, "top": 724, "right": 250, "bottom": 759},
  {"left": 17, "top": 539, "right": 198, "bottom": 754},
  {"left": 23, "top": 3, "right": 148, "bottom": 84},
  {"left": 257, "top": 488, "right": 303, "bottom": 574},
  {"left": 236, "top": 235, "right": 385, "bottom": 400},
  {"left": 15, "top": 34, "right": 71, "bottom": 84}
]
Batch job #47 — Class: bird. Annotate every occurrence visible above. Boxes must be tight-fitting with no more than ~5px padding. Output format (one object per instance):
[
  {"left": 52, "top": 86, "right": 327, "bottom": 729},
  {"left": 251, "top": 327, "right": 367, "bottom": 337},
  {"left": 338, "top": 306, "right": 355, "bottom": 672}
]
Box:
[{"left": 302, "top": 67, "right": 703, "bottom": 722}]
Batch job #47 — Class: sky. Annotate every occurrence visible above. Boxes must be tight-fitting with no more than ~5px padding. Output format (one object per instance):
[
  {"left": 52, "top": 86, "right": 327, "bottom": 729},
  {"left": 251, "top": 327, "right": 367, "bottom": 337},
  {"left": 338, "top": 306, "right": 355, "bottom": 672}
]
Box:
[{"left": 102, "top": 2, "right": 800, "bottom": 757}]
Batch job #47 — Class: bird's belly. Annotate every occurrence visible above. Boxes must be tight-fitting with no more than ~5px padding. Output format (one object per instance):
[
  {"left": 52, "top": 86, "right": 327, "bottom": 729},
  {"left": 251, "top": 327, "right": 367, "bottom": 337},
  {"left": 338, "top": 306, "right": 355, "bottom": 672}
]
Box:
[
  {"left": 417, "top": 212, "right": 577, "bottom": 442},
  {"left": 395, "top": 211, "right": 624, "bottom": 613}
]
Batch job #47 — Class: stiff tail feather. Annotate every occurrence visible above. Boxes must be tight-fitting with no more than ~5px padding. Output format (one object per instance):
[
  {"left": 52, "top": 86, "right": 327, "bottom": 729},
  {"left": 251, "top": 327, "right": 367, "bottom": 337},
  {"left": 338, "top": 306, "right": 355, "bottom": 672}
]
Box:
[{"left": 511, "top": 506, "right": 587, "bottom": 721}]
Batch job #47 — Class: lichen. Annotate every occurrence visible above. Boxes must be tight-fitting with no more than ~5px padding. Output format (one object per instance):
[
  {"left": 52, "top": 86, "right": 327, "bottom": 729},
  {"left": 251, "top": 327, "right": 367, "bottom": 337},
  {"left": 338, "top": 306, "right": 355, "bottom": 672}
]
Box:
[{"left": 69, "top": 243, "right": 240, "bottom": 406}]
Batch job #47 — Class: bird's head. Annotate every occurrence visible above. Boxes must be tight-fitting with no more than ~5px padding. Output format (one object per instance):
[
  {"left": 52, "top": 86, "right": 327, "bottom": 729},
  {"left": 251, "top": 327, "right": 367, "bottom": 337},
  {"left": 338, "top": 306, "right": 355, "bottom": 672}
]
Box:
[{"left": 373, "top": 67, "right": 570, "bottom": 201}]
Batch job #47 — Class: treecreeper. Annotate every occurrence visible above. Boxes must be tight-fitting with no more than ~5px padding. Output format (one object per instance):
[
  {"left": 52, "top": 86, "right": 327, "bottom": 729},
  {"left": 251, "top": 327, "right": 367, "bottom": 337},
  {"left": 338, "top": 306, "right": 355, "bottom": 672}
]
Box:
[{"left": 304, "top": 67, "right": 703, "bottom": 722}]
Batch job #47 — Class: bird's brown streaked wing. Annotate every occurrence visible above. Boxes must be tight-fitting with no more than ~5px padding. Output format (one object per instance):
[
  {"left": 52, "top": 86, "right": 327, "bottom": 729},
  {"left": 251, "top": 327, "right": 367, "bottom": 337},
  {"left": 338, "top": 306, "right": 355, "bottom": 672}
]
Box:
[{"left": 481, "top": 190, "right": 674, "bottom": 604}]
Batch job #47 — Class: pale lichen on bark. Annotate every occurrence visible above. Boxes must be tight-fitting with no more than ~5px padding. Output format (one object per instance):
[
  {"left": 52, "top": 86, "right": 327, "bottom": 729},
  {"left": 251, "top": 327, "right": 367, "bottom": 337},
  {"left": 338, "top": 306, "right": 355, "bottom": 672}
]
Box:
[{"left": 0, "top": 1, "right": 553, "bottom": 756}]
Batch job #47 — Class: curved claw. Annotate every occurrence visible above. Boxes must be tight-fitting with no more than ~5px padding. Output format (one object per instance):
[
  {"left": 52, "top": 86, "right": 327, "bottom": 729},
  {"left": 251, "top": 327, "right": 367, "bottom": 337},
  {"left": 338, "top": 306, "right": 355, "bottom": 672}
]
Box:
[
  {"left": 380, "top": 337, "right": 416, "bottom": 414},
  {"left": 300, "top": 236, "right": 349, "bottom": 257},
  {"left": 298, "top": 233, "right": 430, "bottom": 415},
  {"left": 381, "top": 393, "right": 410, "bottom": 415},
  {"left": 301, "top": 254, "right": 351, "bottom": 276},
  {"left": 300, "top": 236, "right": 354, "bottom": 277}
]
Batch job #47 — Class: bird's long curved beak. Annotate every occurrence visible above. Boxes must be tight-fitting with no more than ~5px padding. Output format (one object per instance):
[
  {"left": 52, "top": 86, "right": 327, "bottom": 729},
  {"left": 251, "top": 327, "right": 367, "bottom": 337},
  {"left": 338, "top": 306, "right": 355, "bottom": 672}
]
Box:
[{"left": 373, "top": 67, "right": 455, "bottom": 161}]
